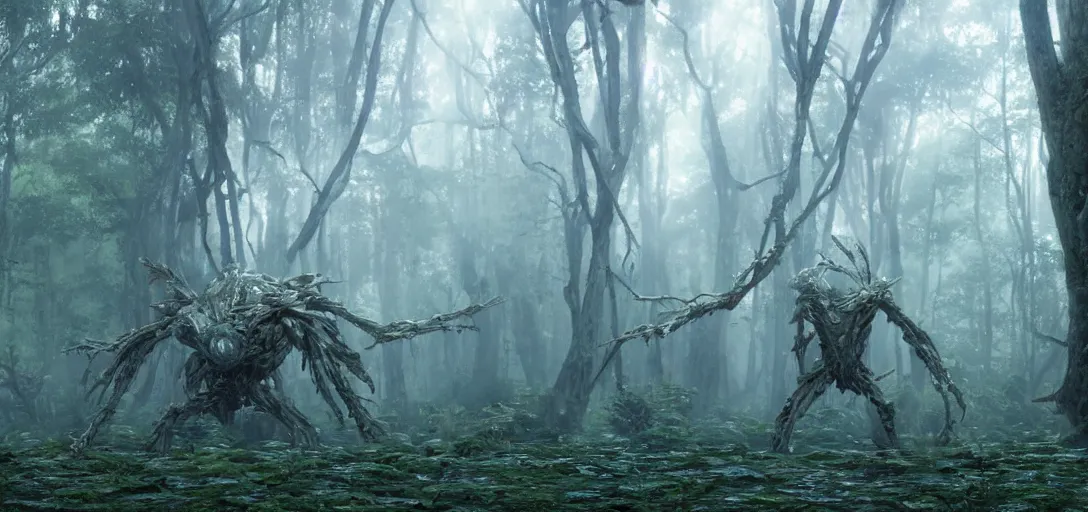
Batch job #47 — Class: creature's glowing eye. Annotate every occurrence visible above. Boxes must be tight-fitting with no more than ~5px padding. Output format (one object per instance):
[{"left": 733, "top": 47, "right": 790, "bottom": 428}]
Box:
[
  {"left": 213, "top": 338, "right": 233, "bottom": 353},
  {"left": 209, "top": 337, "right": 241, "bottom": 365}
]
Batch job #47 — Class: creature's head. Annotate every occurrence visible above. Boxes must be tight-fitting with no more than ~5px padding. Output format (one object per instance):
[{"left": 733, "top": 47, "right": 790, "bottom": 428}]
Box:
[
  {"left": 870, "top": 276, "right": 901, "bottom": 300},
  {"left": 790, "top": 266, "right": 838, "bottom": 301},
  {"left": 846, "top": 276, "right": 901, "bottom": 310},
  {"left": 789, "top": 266, "right": 826, "bottom": 291}
]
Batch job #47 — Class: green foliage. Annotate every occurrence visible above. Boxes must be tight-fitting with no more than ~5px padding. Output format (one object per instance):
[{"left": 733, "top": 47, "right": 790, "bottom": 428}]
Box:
[
  {"left": 602, "top": 384, "right": 697, "bottom": 450},
  {"left": 2, "top": 130, "right": 131, "bottom": 365},
  {"left": 0, "top": 7, "right": 1076, "bottom": 508},
  {"left": 607, "top": 388, "right": 653, "bottom": 436},
  {"left": 382, "top": 389, "right": 557, "bottom": 450},
  {"left": 3, "top": 426, "right": 1088, "bottom": 510}
]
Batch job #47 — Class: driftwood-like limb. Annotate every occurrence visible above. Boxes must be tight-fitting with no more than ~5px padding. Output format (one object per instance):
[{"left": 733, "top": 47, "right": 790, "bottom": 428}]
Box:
[
  {"left": 247, "top": 382, "right": 320, "bottom": 448},
  {"left": 791, "top": 319, "right": 817, "bottom": 375},
  {"left": 356, "top": 297, "right": 504, "bottom": 348},
  {"left": 140, "top": 257, "right": 196, "bottom": 299},
  {"left": 771, "top": 366, "right": 834, "bottom": 453},
  {"left": 145, "top": 390, "right": 219, "bottom": 454},
  {"left": 140, "top": 258, "right": 198, "bottom": 316},
  {"left": 843, "top": 370, "right": 899, "bottom": 450},
  {"left": 277, "top": 309, "right": 383, "bottom": 440},
  {"left": 266, "top": 278, "right": 504, "bottom": 347},
  {"left": 67, "top": 317, "right": 175, "bottom": 454},
  {"left": 67, "top": 261, "right": 502, "bottom": 454},
  {"left": 879, "top": 299, "right": 967, "bottom": 445}
]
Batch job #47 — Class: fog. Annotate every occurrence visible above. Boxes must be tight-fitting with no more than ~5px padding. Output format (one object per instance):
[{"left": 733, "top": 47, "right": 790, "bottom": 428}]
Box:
[{"left": 1, "top": 1, "right": 1084, "bottom": 501}]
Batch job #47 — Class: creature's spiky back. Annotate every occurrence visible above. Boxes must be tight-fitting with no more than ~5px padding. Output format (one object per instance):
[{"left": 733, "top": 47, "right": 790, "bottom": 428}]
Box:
[{"left": 198, "top": 268, "right": 282, "bottom": 323}]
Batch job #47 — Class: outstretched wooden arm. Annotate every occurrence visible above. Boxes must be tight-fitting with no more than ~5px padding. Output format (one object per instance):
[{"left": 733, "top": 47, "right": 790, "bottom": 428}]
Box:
[
  {"left": 255, "top": 272, "right": 505, "bottom": 348},
  {"left": 306, "top": 295, "right": 505, "bottom": 348}
]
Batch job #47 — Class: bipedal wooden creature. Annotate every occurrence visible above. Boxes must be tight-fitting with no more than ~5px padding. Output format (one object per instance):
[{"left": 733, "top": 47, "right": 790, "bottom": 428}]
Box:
[
  {"left": 770, "top": 238, "right": 966, "bottom": 453},
  {"left": 66, "top": 259, "right": 500, "bottom": 454}
]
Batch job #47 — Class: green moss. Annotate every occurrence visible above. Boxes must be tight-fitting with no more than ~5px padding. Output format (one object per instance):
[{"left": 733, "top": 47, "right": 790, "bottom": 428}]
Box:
[{"left": 3, "top": 432, "right": 1087, "bottom": 510}]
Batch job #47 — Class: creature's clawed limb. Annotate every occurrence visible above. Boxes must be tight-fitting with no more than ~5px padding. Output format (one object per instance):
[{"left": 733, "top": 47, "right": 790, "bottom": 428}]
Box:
[
  {"left": 771, "top": 367, "right": 835, "bottom": 453},
  {"left": 845, "top": 371, "right": 899, "bottom": 450},
  {"left": 248, "top": 383, "right": 320, "bottom": 448},
  {"left": 145, "top": 391, "right": 218, "bottom": 454},
  {"left": 66, "top": 320, "right": 174, "bottom": 455},
  {"left": 879, "top": 300, "right": 966, "bottom": 445}
]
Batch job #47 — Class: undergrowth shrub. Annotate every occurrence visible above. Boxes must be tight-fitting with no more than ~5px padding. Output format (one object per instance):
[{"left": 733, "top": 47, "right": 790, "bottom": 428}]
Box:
[
  {"left": 607, "top": 388, "right": 653, "bottom": 436},
  {"left": 604, "top": 384, "right": 696, "bottom": 449}
]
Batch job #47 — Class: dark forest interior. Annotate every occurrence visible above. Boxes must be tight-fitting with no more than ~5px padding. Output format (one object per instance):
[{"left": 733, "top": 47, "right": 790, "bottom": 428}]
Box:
[{"left": 2, "top": 0, "right": 1088, "bottom": 509}]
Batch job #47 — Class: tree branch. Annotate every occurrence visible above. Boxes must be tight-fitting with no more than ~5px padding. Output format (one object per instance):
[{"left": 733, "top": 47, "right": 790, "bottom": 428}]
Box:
[
  {"left": 598, "top": 0, "right": 900, "bottom": 360},
  {"left": 1033, "top": 329, "right": 1068, "bottom": 347},
  {"left": 285, "top": 0, "right": 397, "bottom": 264}
]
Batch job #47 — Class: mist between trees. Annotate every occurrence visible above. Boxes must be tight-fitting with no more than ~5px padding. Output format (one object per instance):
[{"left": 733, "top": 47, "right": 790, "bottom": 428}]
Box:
[{"left": 1, "top": 0, "right": 1087, "bottom": 455}]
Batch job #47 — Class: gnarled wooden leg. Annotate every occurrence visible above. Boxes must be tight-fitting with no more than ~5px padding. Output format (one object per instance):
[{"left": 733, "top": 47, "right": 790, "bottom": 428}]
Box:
[
  {"left": 771, "top": 367, "right": 835, "bottom": 453},
  {"left": 880, "top": 301, "right": 966, "bottom": 443},
  {"left": 144, "top": 390, "right": 221, "bottom": 454},
  {"left": 847, "top": 371, "right": 899, "bottom": 449},
  {"left": 248, "top": 383, "right": 320, "bottom": 448}
]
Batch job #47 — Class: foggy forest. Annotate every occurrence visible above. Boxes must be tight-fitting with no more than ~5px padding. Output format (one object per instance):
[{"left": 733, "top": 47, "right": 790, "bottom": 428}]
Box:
[{"left": 1, "top": 0, "right": 1087, "bottom": 509}]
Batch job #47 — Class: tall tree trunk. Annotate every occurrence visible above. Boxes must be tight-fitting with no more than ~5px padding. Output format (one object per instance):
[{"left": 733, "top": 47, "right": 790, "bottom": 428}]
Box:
[
  {"left": 744, "top": 282, "right": 762, "bottom": 394},
  {"left": 527, "top": 0, "right": 644, "bottom": 430},
  {"left": 377, "top": 207, "right": 407, "bottom": 408},
  {"left": 285, "top": 0, "right": 395, "bottom": 264},
  {"left": 499, "top": 253, "right": 548, "bottom": 389},
  {"left": 636, "top": 111, "right": 667, "bottom": 384},
  {"left": 917, "top": 171, "right": 939, "bottom": 325},
  {"left": 184, "top": 0, "right": 244, "bottom": 267},
  {"left": 0, "top": 101, "right": 14, "bottom": 309},
  {"left": 881, "top": 98, "right": 921, "bottom": 389},
  {"left": 999, "top": 21, "right": 1036, "bottom": 384},
  {"left": 1020, "top": 0, "right": 1088, "bottom": 443},
  {"left": 971, "top": 123, "right": 995, "bottom": 372},
  {"left": 768, "top": 265, "right": 791, "bottom": 417},
  {"left": 457, "top": 234, "right": 502, "bottom": 405}
]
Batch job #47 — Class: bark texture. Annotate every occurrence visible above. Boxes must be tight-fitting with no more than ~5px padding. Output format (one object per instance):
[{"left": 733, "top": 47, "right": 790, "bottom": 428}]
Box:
[
  {"left": 769, "top": 238, "right": 965, "bottom": 453},
  {"left": 1020, "top": 0, "right": 1088, "bottom": 443},
  {"left": 66, "top": 260, "right": 499, "bottom": 454}
]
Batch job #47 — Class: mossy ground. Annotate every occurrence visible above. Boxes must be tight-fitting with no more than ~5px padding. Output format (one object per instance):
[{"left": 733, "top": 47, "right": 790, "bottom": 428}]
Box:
[
  {"left": 2, "top": 425, "right": 1085, "bottom": 511},
  {"left": 0, "top": 381, "right": 1075, "bottom": 510}
]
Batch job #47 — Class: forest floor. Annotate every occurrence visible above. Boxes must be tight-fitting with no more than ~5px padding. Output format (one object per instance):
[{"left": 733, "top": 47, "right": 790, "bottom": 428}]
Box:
[{"left": 1, "top": 427, "right": 1085, "bottom": 511}]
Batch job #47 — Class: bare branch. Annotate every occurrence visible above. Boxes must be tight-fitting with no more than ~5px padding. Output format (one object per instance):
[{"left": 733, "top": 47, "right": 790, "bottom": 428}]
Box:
[
  {"left": 1033, "top": 329, "right": 1068, "bottom": 347},
  {"left": 285, "top": 0, "right": 397, "bottom": 264},
  {"left": 738, "top": 170, "right": 788, "bottom": 191},
  {"left": 307, "top": 296, "right": 506, "bottom": 348},
  {"left": 880, "top": 298, "right": 967, "bottom": 444},
  {"left": 945, "top": 99, "right": 1007, "bottom": 155},
  {"left": 874, "top": 369, "right": 895, "bottom": 382},
  {"left": 654, "top": 6, "right": 711, "bottom": 92},
  {"left": 600, "top": 0, "right": 901, "bottom": 367}
]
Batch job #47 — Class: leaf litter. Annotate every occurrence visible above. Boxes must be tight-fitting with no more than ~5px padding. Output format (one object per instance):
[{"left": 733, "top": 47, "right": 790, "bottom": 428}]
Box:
[{"left": 2, "top": 433, "right": 1086, "bottom": 511}]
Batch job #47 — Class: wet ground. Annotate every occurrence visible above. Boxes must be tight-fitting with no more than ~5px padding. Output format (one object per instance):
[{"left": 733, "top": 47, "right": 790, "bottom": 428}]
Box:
[{"left": 1, "top": 434, "right": 1085, "bottom": 511}]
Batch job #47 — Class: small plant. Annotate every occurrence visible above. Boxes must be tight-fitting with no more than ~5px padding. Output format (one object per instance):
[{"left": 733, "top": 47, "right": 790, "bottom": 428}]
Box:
[
  {"left": 608, "top": 388, "right": 654, "bottom": 436},
  {"left": 0, "top": 345, "right": 44, "bottom": 427}
]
